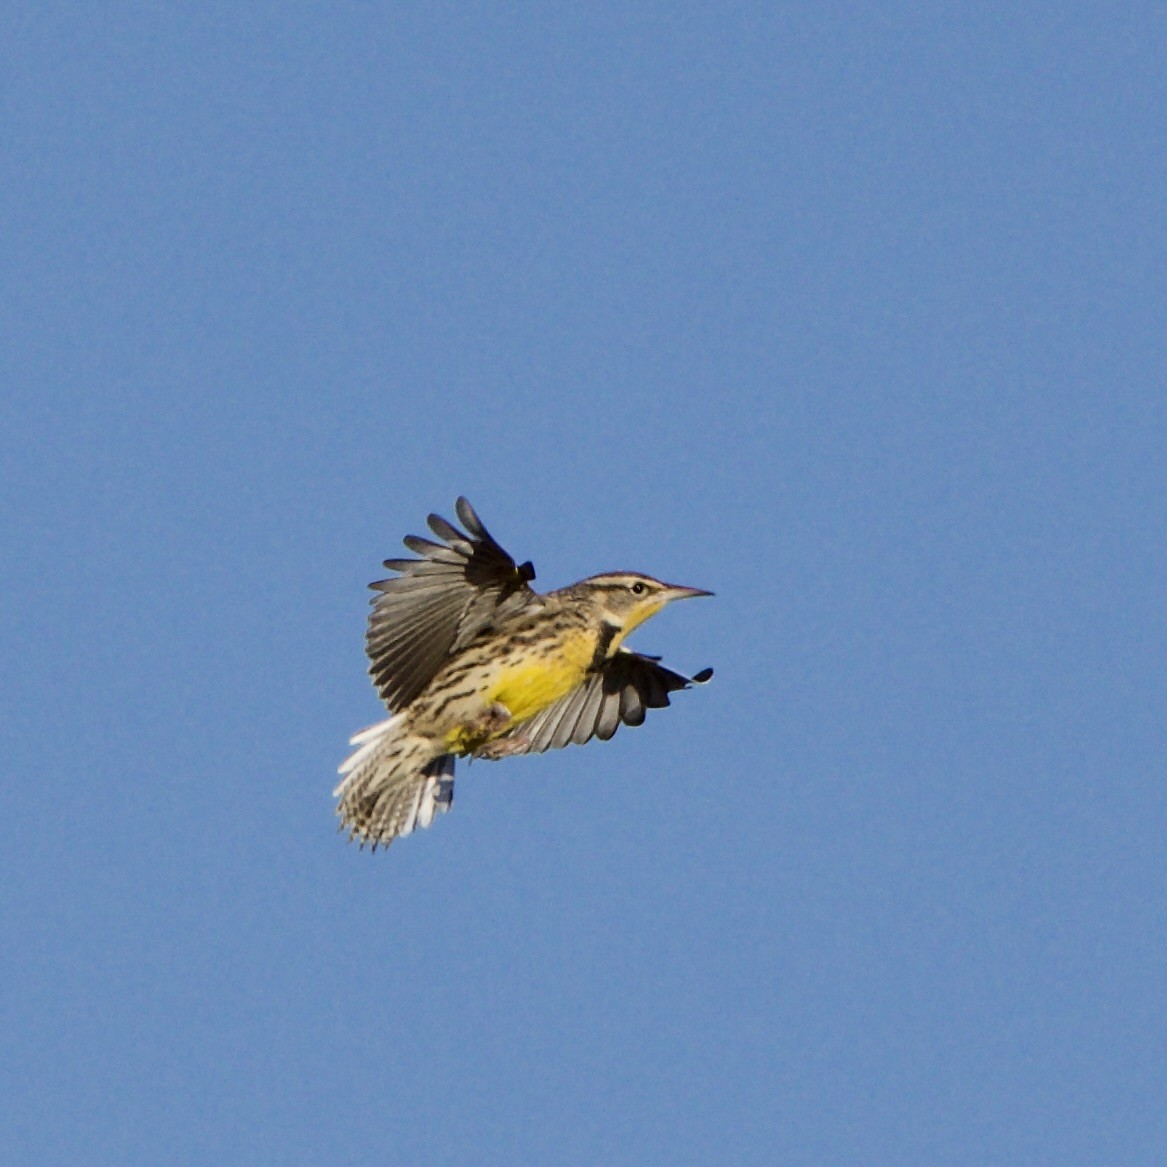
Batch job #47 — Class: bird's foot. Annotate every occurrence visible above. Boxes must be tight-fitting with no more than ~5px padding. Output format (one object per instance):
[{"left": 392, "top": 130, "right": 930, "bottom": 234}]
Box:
[
  {"left": 475, "top": 733, "right": 531, "bottom": 760},
  {"left": 458, "top": 702, "right": 514, "bottom": 753}
]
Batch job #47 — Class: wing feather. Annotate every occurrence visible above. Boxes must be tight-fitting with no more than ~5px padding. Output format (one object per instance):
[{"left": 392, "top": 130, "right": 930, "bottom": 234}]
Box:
[
  {"left": 366, "top": 498, "right": 539, "bottom": 710},
  {"left": 595, "top": 691, "right": 623, "bottom": 741},
  {"left": 570, "top": 676, "right": 606, "bottom": 745},
  {"left": 620, "top": 682, "right": 646, "bottom": 726},
  {"left": 495, "top": 650, "right": 712, "bottom": 756}
]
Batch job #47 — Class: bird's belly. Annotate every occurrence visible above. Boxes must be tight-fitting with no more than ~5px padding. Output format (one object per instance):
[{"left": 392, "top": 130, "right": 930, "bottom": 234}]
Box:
[
  {"left": 488, "top": 650, "right": 589, "bottom": 725},
  {"left": 432, "top": 628, "right": 596, "bottom": 754}
]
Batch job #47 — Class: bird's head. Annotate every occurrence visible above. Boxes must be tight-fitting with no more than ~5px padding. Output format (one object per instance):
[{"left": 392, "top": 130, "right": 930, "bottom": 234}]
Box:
[{"left": 581, "top": 572, "right": 713, "bottom": 641}]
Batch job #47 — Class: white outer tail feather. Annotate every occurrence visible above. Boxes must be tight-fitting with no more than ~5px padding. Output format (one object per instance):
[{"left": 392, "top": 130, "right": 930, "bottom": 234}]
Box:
[
  {"left": 415, "top": 754, "right": 455, "bottom": 831},
  {"left": 334, "top": 715, "right": 454, "bottom": 845}
]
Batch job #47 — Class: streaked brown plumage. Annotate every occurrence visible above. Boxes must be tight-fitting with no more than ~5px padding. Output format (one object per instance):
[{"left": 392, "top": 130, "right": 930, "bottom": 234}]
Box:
[{"left": 336, "top": 498, "right": 712, "bottom": 848}]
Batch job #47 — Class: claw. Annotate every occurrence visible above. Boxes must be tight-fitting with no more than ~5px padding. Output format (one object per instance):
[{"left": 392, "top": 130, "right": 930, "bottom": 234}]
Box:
[{"left": 475, "top": 733, "right": 531, "bottom": 760}]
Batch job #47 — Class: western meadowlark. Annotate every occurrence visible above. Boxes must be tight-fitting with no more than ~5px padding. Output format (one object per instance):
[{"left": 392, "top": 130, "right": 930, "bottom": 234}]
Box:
[{"left": 335, "top": 498, "right": 713, "bottom": 849}]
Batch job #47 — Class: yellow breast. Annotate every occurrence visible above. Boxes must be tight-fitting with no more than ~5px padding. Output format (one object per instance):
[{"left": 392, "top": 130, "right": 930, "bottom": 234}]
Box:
[{"left": 487, "top": 629, "right": 595, "bottom": 724}]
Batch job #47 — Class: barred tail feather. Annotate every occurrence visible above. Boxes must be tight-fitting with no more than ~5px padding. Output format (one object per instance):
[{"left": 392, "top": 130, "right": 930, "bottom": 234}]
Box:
[{"left": 334, "top": 716, "right": 455, "bottom": 848}]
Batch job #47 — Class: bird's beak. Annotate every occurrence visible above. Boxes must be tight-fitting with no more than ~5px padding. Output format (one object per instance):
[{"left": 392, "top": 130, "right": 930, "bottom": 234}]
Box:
[{"left": 664, "top": 584, "right": 714, "bottom": 602}]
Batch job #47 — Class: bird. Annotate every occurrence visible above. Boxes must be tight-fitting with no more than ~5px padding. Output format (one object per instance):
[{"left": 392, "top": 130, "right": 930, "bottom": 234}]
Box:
[{"left": 335, "top": 497, "right": 713, "bottom": 849}]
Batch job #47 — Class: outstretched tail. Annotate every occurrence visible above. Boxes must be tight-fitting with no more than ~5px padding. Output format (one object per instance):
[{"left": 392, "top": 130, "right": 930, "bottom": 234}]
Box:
[{"left": 334, "top": 715, "right": 455, "bottom": 848}]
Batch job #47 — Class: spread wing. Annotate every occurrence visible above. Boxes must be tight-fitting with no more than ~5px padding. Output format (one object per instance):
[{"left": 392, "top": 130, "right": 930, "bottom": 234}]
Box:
[
  {"left": 366, "top": 497, "right": 539, "bottom": 710},
  {"left": 495, "top": 649, "right": 713, "bottom": 755}
]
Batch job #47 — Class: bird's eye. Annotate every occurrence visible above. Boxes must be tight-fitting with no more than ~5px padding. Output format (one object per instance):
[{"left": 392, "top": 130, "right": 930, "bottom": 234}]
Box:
[{"left": 631, "top": 581, "right": 646, "bottom": 595}]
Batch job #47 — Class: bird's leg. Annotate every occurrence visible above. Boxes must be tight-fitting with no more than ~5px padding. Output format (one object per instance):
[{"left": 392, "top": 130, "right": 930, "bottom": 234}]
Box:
[
  {"left": 462, "top": 700, "right": 533, "bottom": 759},
  {"left": 470, "top": 701, "right": 512, "bottom": 735},
  {"left": 456, "top": 701, "right": 513, "bottom": 753}
]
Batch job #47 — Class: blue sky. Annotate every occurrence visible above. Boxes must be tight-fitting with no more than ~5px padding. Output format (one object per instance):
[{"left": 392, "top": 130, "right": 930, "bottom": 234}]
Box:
[{"left": 2, "top": 4, "right": 1165, "bottom": 1164}]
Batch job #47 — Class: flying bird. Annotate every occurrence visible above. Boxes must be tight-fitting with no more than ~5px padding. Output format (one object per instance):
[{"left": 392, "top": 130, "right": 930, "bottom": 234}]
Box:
[{"left": 336, "top": 498, "right": 713, "bottom": 848}]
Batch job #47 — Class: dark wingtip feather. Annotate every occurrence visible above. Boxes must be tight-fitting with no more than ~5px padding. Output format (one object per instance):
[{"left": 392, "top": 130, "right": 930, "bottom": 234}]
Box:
[
  {"left": 692, "top": 667, "right": 714, "bottom": 683},
  {"left": 454, "top": 496, "right": 482, "bottom": 533},
  {"left": 427, "top": 513, "right": 468, "bottom": 544},
  {"left": 402, "top": 534, "right": 447, "bottom": 555}
]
